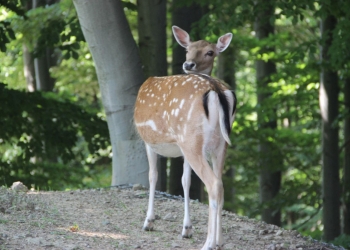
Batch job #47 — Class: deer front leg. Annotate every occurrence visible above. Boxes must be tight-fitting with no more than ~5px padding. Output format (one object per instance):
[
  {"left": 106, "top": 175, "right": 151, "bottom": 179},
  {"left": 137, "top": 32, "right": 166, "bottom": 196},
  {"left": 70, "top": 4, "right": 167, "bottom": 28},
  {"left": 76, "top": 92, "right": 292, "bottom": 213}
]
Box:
[
  {"left": 143, "top": 144, "right": 158, "bottom": 231},
  {"left": 182, "top": 160, "right": 192, "bottom": 238}
]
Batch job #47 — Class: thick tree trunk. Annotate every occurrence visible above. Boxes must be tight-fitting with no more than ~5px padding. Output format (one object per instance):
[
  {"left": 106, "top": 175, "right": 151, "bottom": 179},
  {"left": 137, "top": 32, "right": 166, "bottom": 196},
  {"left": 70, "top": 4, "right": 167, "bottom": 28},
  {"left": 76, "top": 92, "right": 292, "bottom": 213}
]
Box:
[
  {"left": 137, "top": 0, "right": 167, "bottom": 192},
  {"left": 137, "top": 0, "right": 167, "bottom": 77},
  {"left": 34, "top": 48, "right": 57, "bottom": 91},
  {"left": 344, "top": 78, "right": 350, "bottom": 235},
  {"left": 254, "top": 0, "right": 281, "bottom": 226},
  {"left": 73, "top": 0, "right": 149, "bottom": 187},
  {"left": 320, "top": 15, "right": 340, "bottom": 241},
  {"left": 169, "top": 0, "right": 204, "bottom": 200}
]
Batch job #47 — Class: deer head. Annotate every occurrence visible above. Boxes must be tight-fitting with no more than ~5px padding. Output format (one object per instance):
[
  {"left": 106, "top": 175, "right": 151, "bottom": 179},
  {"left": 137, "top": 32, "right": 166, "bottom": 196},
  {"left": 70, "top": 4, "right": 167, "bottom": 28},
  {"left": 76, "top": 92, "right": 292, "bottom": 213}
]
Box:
[{"left": 172, "top": 26, "right": 233, "bottom": 75}]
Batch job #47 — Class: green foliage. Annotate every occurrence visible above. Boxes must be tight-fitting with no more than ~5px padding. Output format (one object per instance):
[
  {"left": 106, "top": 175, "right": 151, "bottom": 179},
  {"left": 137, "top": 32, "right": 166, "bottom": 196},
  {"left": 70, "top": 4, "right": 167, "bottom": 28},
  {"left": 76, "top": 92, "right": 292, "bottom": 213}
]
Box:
[
  {"left": 0, "top": 0, "right": 24, "bottom": 52},
  {"left": 0, "top": 82, "right": 110, "bottom": 190},
  {"left": 0, "top": 0, "right": 25, "bottom": 16},
  {"left": 330, "top": 234, "right": 350, "bottom": 250},
  {"left": 6, "top": 0, "right": 84, "bottom": 59},
  {"left": 0, "top": 20, "right": 15, "bottom": 52},
  {"left": 50, "top": 41, "right": 100, "bottom": 109}
]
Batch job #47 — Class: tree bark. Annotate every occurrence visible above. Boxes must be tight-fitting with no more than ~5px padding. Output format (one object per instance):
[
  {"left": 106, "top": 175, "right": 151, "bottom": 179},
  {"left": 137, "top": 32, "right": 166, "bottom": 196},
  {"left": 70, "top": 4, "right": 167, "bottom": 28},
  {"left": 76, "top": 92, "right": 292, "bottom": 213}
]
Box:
[
  {"left": 169, "top": 0, "right": 204, "bottom": 200},
  {"left": 73, "top": 0, "right": 149, "bottom": 187},
  {"left": 32, "top": 0, "right": 58, "bottom": 92},
  {"left": 320, "top": 15, "right": 340, "bottom": 241},
  {"left": 217, "top": 46, "right": 236, "bottom": 88},
  {"left": 23, "top": 0, "right": 36, "bottom": 92},
  {"left": 344, "top": 78, "right": 350, "bottom": 235},
  {"left": 137, "top": 0, "right": 167, "bottom": 77},
  {"left": 254, "top": 0, "right": 281, "bottom": 226},
  {"left": 137, "top": 0, "right": 167, "bottom": 192},
  {"left": 23, "top": 44, "right": 36, "bottom": 92},
  {"left": 34, "top": 48, "right": 57, "bottom": 91}
]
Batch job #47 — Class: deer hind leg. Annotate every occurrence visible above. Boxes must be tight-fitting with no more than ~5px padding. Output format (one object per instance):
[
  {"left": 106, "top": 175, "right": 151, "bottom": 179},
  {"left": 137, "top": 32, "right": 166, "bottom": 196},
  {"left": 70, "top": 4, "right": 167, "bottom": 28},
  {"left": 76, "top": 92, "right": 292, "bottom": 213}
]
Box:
[
  {"left": 211, "top": 142, "right": 228, "bottom": 249},
  {"left": 180, "top": 146, "right": 223, "bottom": 250},
  {"left": 182, "top": 159, "right": 193, "bottom": 238},
  {"left": 143, "top": 144, "right": 158, "bottom": 231}
]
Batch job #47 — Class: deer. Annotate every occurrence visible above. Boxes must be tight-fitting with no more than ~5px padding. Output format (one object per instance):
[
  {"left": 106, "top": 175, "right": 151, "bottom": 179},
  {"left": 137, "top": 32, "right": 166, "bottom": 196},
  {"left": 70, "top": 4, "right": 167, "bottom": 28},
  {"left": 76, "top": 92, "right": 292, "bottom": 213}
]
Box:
[{"left": 134, "top": 26, "right": 236, "bottom": 250}]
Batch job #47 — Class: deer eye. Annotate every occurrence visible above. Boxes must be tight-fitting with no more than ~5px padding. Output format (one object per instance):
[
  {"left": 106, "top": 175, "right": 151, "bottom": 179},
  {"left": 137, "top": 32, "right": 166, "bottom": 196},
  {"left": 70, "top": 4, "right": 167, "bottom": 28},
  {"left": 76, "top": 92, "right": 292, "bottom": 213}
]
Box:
[{"left": 206, "top": 50, "right": 214, "bottom": 56}]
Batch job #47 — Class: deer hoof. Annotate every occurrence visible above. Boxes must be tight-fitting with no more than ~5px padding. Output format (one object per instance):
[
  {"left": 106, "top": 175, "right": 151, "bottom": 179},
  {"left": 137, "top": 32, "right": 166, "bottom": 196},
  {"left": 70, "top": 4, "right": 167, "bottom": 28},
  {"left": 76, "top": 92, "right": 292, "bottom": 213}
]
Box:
[
  {"left": 216, "top": 244, "right": 224, "bottom": 250},
  {"left": 182, "top": 225, "right": 193, "bottom": 238},
  {"left": 142, "top": 218, "right": 154, "bottom": 231}
]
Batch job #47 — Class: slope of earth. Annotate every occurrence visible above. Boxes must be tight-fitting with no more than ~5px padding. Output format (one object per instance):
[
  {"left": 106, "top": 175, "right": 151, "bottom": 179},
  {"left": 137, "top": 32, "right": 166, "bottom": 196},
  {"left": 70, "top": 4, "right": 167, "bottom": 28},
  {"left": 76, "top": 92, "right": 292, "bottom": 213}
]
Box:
[{"left": 0, "top": 185, "right": 343, "bottom": 250}]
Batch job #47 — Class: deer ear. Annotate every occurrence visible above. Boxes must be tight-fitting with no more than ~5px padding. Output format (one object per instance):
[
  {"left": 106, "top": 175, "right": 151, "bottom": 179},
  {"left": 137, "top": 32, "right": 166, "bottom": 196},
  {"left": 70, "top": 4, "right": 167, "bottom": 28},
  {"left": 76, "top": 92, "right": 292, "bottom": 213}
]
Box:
[
  {"left": 172, "top": 26, "right": 191, "bottom": 48},
  {"left": 216, "top": 33, "right": 233, "bottom": 52}
]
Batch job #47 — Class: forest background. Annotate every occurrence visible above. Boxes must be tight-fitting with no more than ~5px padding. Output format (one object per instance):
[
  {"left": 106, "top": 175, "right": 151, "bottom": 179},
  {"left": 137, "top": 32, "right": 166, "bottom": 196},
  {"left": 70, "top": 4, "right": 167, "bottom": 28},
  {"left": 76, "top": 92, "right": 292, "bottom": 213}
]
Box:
[{"left": 0, "top": 0, "right": 349, "bottom": 248}]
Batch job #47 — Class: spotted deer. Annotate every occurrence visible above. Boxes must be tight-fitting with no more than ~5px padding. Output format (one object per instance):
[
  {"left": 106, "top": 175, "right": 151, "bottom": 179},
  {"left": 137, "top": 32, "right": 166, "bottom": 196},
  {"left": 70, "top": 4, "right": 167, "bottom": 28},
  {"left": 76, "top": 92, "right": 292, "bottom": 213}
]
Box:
[{"left": 134, "top": 26, "right": 236, "bottom": 250}]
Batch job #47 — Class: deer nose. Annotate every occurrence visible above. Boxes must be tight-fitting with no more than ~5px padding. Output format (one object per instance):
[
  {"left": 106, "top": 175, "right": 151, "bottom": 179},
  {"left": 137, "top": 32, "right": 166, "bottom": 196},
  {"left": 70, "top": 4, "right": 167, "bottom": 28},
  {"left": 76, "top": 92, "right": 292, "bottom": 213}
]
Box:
[{"left": 183, "top": 62, "right": 196, "bottom": 71}]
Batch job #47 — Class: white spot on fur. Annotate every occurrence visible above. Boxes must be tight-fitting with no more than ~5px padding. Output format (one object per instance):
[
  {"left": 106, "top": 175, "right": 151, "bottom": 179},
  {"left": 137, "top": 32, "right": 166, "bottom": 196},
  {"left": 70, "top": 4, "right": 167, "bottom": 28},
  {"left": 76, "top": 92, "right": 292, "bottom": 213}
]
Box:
[
  {"left": 136, "top": 120, "right": 157, "bottom": 131},
  {"left": 179, "top": 99, "right": 185, "bottom": 109},
  {"left": 187, "top": 104, "right": 194, "bottom": 121}
]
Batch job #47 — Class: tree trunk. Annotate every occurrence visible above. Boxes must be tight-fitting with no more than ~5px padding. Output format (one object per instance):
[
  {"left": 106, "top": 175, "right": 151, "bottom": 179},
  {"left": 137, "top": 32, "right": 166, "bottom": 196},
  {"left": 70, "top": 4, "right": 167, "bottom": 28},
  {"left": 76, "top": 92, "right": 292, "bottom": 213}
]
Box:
[
  {"left": 137, "top": 0, "right": 167, "bottom": 192},
  {"left": 169, "top": 0, "right": 204, "bottom": 200},
  {"left": 73, "top": 0, "right": 149, "bottom": 187},
  {"left": 23, "top": 0, "right": 36, "bottom": 92},
  {"left": 217, "top": 46, "right": 236, "bottom": 88},
  {"left": 320, "top": 15, "right": 340, "bottom": 241},
  {"left": 32, "top": 0, "right": 58, "bottom": 92},
  {"left": 254, "top": 0, "right": 281, "bottom": 226},
  {"left": 23, "top": 44, "right": 36, "bottom": 92},
  {"left": 137, "top": 0, "right": 167, "bottom": 77},
  {"left": 34, "top": 48, "right": 57, "bottom": 91},
  {"left": 343, "top": 78, "right": 350, "bottom": 235}
]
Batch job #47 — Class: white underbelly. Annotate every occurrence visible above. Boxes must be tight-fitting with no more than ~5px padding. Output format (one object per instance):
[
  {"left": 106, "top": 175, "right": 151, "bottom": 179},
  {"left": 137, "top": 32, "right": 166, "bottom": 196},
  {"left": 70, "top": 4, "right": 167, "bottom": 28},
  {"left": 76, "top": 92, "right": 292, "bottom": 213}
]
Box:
[{"left": 147, "top": 143, "right": 183, "bottom": 157}]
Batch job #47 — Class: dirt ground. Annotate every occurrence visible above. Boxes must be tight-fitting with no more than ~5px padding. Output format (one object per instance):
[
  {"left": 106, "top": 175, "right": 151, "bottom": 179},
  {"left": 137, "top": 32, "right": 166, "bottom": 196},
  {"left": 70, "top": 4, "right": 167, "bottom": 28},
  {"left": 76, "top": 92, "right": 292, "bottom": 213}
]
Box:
[{"left": 0, "top": 184, "right": 343, "bottom": 250}]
